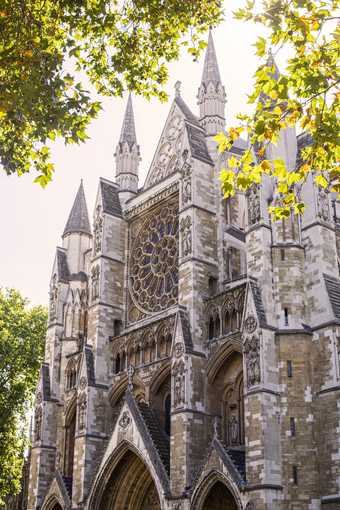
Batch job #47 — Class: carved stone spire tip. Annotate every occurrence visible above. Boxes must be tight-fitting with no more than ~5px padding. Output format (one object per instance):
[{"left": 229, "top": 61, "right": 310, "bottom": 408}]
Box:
[{"left": 175, "top": 80, "right": 182, "bottom": 98}]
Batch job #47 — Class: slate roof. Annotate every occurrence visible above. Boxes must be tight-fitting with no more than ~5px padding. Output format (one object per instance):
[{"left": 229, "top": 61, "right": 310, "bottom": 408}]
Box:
[
  {"left": 324, "top": 274, "right": 340, "bottom": 320},
  {"left": 138, "top": 401, "right": 170, "bottom": 475},
  {"left": 201, "top": 31, "right": 221, "bottom": 86},
  {"left": 56, "top": 248, "right": 70, "bottom": 282},
  {"left": 175, "top": 96, "right": 213, "bottom": 165},
  {"left": 249, "top": 279, "right": 267, "bottom": 327},
  {"left": 63, "top": 181, "right": 91, "bottom": 236},
  {"left": 175, "top": 96, "right": 200, "bottom": 127},
  {"left": 100, "top": 179, "right": 122, "bottom": 217}
]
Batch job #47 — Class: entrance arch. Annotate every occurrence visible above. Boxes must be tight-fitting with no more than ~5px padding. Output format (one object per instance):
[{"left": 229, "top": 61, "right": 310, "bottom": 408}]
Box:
[
  {"left": 192, "top": 471, "right": 242, "bottom": 510},
  {"left": 93, "top": 447, "right": 161, "bottom": 510},
  {"left": 202, "top": 481, "right": 238, "bottom": 510}
]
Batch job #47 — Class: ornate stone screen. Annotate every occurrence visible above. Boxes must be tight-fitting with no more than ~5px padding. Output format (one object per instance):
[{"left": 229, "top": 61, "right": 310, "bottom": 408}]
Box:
[{"left": 128, "top": 196, "right": 179, "bottom": 323}]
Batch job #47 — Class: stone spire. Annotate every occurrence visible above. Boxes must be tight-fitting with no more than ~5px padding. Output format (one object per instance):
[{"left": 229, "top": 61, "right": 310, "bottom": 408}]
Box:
[
  {"left": 115, "top": 93, "right": 140, "bottom": 197},
  {"left": 201, "top": 30, "right": 221, "bottom": 86},
  {"left": 197, "top": 30, "right": 226, "bottom": 137},
  {"left": 119, "top": 93, "right": 137, "bottom": 146},
  {"left": 63, "top": 180, "right": 91, "bottom": 237}
]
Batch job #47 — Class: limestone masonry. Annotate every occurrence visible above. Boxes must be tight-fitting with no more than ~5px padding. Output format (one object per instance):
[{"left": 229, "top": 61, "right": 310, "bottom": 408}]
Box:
[{"left": 26, "top": 32, "right": 340, "bottom": 510}]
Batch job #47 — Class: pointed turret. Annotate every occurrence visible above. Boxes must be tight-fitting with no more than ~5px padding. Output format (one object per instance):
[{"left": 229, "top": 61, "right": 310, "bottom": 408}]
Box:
[
  {"left": 62, "top": 181, "right": 92, "bottom": 274},
  {"left": 115, "top": 93, "right": 140, "bottom": 199},
  {"left": 63, "top": 180, "right": 91, "bottom": 237},
  {"left": 197, "top": 31, "right": 226, "bottom": 136}
]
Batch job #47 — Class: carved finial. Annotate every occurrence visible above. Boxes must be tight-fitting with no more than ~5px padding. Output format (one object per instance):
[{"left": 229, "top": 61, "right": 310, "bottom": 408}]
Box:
[
  {"left": 127, "top": 364, "right": 135, "bottom": 391},
  {"left": 175, "top": 80, "right": 181, "bottom": 98},
  {"left": 213, "top": 416, "right": 219, "bottom": 439}
]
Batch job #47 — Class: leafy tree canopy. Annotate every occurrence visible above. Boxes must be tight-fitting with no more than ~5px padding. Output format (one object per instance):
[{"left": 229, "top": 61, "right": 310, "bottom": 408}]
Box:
[
  {"left": 0, "top": 288, "right": 47, "bottom": 505},
  {"left": 216, "top": 0, "right": 339, "bottom": 220},
  {"left": 0, "top": 0, "right": 222, "bottom": 185}
]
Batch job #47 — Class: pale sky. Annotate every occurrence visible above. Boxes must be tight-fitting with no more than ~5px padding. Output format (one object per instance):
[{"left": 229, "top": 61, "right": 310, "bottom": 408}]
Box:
[{"left": 0, "top": 2, "right": 271, "bottom": 306}]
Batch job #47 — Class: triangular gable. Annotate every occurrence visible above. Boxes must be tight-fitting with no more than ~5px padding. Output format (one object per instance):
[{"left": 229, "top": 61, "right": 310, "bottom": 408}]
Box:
[
  {"left": 88, "top": 390, "right": 170, "bottom": 505},
  {"left": 241, "top": 279, "right": 268, "bottom": 332},
  {"left": 143, "top": 95, "right": 212, "bottom": 189},
  {"left": 41, "top": 470, "right": 71, "bottom": 510},
  {"left": 77, "top": 344, "right": 96, "bottom": 388},
  {"left": 171, "top": 305, "right": 193, "bottom": 356},
  {"left": 191, "top": 436, "right": 245, "bottom": 497}
]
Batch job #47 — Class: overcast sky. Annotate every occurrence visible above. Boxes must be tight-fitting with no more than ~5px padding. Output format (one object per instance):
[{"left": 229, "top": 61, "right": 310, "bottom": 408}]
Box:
[{"left": 0, "top": 2, "right": 271, "bottom": 306}]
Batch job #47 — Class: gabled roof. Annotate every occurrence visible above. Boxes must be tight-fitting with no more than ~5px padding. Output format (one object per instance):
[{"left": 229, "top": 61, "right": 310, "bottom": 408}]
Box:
[
  {"left": 324, "top": 274, "right": 340, "bottom": 320},
  {"left": 201, "top": 31, "right": 221, "bottom": 86},
  {"left": 63, "top": 181, "right": 91, "bottom": 237},
  {"left": 99, "top": 178, "right": 122, "bottom": 217},
  {"left": 119, "top": 93, "right": 137, "bottom": 147}
]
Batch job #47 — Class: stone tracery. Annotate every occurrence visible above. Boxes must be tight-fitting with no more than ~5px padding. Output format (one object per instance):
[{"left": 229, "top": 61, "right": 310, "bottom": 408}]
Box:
[{"left": 128, "top": 199, "right": 179, "bottom": 319}]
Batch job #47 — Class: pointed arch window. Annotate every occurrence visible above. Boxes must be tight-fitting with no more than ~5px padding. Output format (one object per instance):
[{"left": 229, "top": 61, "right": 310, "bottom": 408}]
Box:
[{"left": 164, "top": 394, "right": 171, "bottom": 436}]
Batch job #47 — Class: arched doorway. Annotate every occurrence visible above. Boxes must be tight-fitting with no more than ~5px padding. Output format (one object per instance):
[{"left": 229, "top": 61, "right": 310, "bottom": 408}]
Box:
[
  {"left": 99, "top": 449, "right": 161, "bottom": 510},
  {"left": 202, "top": 481, "right": 238, "bottom": 510},
  {"left": 51, "top": 505, "right": 62, "bottom": 510}
]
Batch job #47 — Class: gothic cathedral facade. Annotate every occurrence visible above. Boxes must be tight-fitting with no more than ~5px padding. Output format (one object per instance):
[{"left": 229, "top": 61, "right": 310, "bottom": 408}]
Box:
[{"left": 27, "top": 33, "right": 340, "bottom": 510}]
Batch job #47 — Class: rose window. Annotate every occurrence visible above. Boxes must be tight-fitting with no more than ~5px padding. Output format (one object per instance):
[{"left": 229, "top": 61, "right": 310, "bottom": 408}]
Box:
[{"left": 129, "top": 201, "right": 179, "bottom": 314}]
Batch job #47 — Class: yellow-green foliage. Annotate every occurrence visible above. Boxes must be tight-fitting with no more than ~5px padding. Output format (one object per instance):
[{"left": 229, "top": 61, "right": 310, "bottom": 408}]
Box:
[{"left": 217, "top": 0, "right": 339, "bottom": 220}]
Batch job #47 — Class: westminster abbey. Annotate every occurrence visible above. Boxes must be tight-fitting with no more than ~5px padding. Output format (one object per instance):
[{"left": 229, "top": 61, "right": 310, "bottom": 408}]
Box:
[{"left": 26, "top": 32, "right": 340, "bottom": 509}]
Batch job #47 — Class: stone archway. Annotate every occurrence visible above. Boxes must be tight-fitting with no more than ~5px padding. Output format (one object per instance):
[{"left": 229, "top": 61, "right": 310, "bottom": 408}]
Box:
[
  {"left": 98, "top": 449, "right": 161, "bottom": 510},
  {"left": 201, "top": 481, "right": 238, "bottom": 510}
]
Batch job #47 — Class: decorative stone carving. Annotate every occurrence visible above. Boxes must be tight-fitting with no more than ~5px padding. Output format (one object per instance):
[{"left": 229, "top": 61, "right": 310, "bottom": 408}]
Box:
[
  {"left": 128, "top": 198, "right": 179, "bottom": 317},
  {"left": 229, "top": 415, "right": 239, "bottom": 444},
  {"left": 145, "top": 112, "right": 184, "bottom": 187},
  {"left": 247, "top": 184, "right": 261, "bottom": 225},
  {"left": 49, "top": 274, "right": 58, "bottom": 317},
  {"left": 174, "top": 342, "right": 184, "bottom": 358},
  {"left": 93, "top": 205, "right": 103, "bottom": 254},
  {"left": 127, "top": 364, "right": 135, "bottom": 391},
  {"left": 180, "top": 216, "right": 192, "bottom": 257},
  {"left": 78, "top": 392, "right": 87, "bottom": 430},
  {"left": 91, "top": 265, "right": 100, "bottom": 300},
  {"left": 244, "top": 336, "right": 261, "bottom": 388},
  {"left": 173, "top": 361, "right": 185, "bottom": 408},
  {"left": 119, "top": 411, "right": 131, "bottom": 429},
  {"left": 36, "top": 392, "right": 43, "bottom": 405},
  {"left": 317, "top": 189, "right": 330, "bottom": 222},
  {"left": 244, "top": 315, "right": 257, "bottom": 334},
  {"left": 181, "top": 150, "right": 192, "bottom": 206},
  {"left": 34, "top": 406, "right": 42, "bottom": 441},
  {"left": 79, "top": 376, "right": 87, "bottom": 390}
]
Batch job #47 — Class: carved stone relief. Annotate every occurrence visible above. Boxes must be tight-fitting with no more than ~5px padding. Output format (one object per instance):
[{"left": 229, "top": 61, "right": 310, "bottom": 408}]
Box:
[
  {"left": 180, "top": 216, "right": 192, "bottom": 257},
  {"left": 247, "top": 184, "right": 261, "bottom": 225},
  {"left": 244, "top": 315, "right": 257, "bottom": 334},
  {"left": 34, "top": 406, "right": 43, "bottom": 442},
  {"left": 49, "top": 274, "right": 58, "bottom": 318},
  {"left": 78, "top": 392, "right": 87, "bottom": 430},
  {"left": 119, "top": 411, "right": 131, "bottom": 430},
  {"left": 145, "top": 112, "right": 184, "bottom": 187},
  {"left": 91, "top": 265, "right": 100, "bottom": 300},
  {"left": 244, "top": 335, "right": 261, "bottom": 388},
  {"left": 181, "top": 150, "right": 192, "bottom": 206},
  {"left": 317, "top": 188, "right": 330, "bottom": 222},
  {"left": 174, "top": 342, "right": 184, "bottom": 358},
  {"left": 173, "top": 360, "right": 185, "bottom": 408},
  {"left": 93, "top": 204, "right": 103, "bottom": 254}
]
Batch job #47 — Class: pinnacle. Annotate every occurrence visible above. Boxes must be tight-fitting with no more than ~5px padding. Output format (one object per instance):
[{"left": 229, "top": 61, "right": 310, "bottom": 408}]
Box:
[
  {"left": 119, "top": 93, "right": 137, "bottom": 146},
  {"left": 201, "top": 30, "right": 221, "bottom": 86},
  {"left": 63, "top": 181, "right": 91, "bottom": 237}
]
